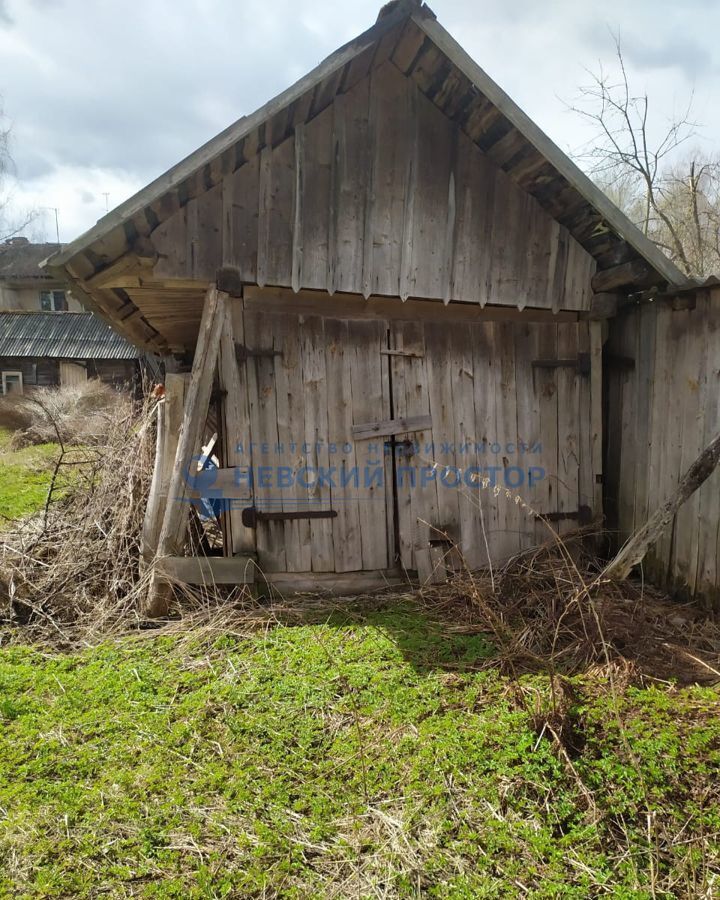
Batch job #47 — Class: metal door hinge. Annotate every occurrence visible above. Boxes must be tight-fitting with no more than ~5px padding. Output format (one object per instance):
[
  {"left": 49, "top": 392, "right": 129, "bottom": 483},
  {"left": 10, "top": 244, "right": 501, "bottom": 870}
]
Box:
[
  {"left": 536, "top": 505, "right": 593, "bottom": 525},
  {"left": 241, "top": 507, "right": 338, "bottom": 529}
]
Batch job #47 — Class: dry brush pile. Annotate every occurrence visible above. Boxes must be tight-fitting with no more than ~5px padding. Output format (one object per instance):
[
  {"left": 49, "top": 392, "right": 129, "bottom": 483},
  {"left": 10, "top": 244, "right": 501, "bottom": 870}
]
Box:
[
  {"left": 0, "top": 387, "right": 157, "bottom": 641},
  {"left": 0, "top": 379, "right": 127, "bottom": 449}
]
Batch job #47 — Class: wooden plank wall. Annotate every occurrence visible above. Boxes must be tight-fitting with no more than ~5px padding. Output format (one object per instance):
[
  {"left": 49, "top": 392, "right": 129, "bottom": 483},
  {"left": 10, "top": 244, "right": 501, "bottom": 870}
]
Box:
[
  {"left": 151, "top": 61, "right": 594, "bottom": 314},
  {"left": 0, "top": 357, "right": 59, "bottom": 388},
  {"left": 388, "top": 318, "right": 598, "bottom": 572},
  {"left": 230, "top": 306, "right": 391, "bottom": 574},
  {"left": 606, "top": 289, "right": 720, "bottom": 605},
  {"left": 226, "top": 292, "right": 599, "bottom": 575}
]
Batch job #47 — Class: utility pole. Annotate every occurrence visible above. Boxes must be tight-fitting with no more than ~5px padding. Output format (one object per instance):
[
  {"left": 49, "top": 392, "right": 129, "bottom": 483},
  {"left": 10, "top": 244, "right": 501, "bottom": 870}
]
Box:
[{"left": 40, "top": 207, "right": 61, "bottom": 244}]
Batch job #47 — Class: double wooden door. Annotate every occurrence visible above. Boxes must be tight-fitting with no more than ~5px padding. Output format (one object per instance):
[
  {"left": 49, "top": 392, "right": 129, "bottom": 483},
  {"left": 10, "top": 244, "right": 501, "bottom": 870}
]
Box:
[{"left": 221, "top": 296, "right": 601, "bottom": 575}]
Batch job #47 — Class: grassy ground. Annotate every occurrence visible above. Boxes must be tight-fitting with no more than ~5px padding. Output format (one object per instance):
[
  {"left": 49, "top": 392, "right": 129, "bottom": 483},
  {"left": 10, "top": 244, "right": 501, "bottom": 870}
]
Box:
[
  {"left": 1, "top": 427, "right": 718, "bottom": 896},
  {"left": 0, "top": 428, "right": 60, "bottom": 521},
  {"left": 1, "top": 606, "right": 719, "bottom": 898}
]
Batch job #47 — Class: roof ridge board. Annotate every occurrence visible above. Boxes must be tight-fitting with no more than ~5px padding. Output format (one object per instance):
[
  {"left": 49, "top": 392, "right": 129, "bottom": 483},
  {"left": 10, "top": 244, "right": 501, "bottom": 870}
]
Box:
[
  {"left": 408, "top": 11, "right": 690, "bottom": 287},
  {"left": 46, "top": 5, "right": 414, "bottom": 271}
]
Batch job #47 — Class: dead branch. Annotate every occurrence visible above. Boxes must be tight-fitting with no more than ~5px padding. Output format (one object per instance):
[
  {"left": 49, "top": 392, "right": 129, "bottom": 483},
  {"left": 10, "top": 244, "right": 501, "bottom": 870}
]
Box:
[
  {"left": 604, "top": 431, "right": 720, "bottom": 580},
  {"left": 567, "top": 36, "right": 720, "bottom": 277}
]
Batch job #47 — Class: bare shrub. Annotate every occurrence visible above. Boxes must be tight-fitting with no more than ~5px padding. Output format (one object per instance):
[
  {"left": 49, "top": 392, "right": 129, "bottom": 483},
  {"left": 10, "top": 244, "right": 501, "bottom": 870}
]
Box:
[
  {"left": 0, "top": 379, "right": 128, "bottom": 448},
  {"left": 0, "top": 393, "right": 156, "bottom": 639}
]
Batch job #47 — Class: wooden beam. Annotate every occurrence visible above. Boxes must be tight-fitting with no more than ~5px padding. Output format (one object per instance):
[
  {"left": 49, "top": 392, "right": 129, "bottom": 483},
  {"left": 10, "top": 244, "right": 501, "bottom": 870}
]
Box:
[
  {"left": 146, "top": 285, "right": 227, "bottom": 617},
  {"left": 85, "top": 253, "right": 157, "bottom": 290},
  {"left": 141, "top": 400, "right": 167, "bottom": 567},
  {"left": 260, "top": 569, "right": 410, "bottom": 595},
  {"left": 216, "top": 266, "right": 246, "bottom": 297},
  {"left": 352, "top": 414, "right": 432, "bottom": 440},
  {"left": 591, "top": 260, "right": 656, "bottom": 293},
  {"left": 155, "top": 558, "right": 410, "bottom": 593},
  {"left": 243, "top": 285, "right": 579, "bottom": 324},
  {"left": 47, "top": 265, "right": 168, "bottom": 354},
  {"left": 584, "top": 292, "right": 620, "bottom": 320},
  {"left": 142, "top": 377, "right": 190, "bottom": 568},
  {"left": 156, "top": 556, "right": 256, "bottom": 585},
  {"left": 604, "top": 430, "right": 720, "bottom": 580}
]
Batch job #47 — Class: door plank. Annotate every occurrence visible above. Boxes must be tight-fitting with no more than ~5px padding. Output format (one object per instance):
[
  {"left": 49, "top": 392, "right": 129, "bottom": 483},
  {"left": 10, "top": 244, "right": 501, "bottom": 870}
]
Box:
[
  {"left": 471, "top": 322, "right": 501, "bottom": 562},
  {"left": 218, "top": 301, "right": 256, "bottom": 554},
  {"left": 244, "top": 309, "right": 286, "bottom": 572},
  {"left": 424, "top": 322, "right": 461, "bottom": 546},
  {"left": 299, "top": 315, "right": 335, "bottom": 572},
  {"left": 325, "top": 318, "right": 363, "bottom": 572},
  {"left": 349, "top": 319, "right": 390, "bottom": 569},
  {"left": 556, "top": 322, "right": 581, "bottom": 536},
  {"left": 271, "top": 312, "right": 313, "bottom": 572}
]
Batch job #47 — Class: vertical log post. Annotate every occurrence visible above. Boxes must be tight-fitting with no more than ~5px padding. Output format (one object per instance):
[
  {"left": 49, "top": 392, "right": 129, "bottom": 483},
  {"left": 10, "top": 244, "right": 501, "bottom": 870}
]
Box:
[
  {"left": 145, "top": 285, "right": 227, "bottom": 617},
  {"left": 590, "top": 321, "right": 604, "bottom": 517},
  {"left": 141, "top": 374, "right": 187, "bottom": 568},
  {"left": 141, "top": 396, "right": 167, "bottom": 569}
]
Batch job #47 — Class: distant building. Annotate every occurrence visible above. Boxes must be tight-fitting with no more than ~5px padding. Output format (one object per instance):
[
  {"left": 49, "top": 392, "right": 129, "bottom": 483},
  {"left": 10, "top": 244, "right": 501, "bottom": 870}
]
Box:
[
  {"left": 0, "top": 311, "right": 142, "bottom": 394},
  {"left": 0, "top": 238, "right": 82, "bottom": 313},
  {"left": 0, "top": 238, "right": 143, "bottom": 394}
]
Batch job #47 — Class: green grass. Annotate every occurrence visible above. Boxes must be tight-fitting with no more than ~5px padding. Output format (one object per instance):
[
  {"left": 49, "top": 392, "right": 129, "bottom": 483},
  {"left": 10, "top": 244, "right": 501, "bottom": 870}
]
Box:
[
  {"left": 0, "top": 430, "right": 61, "bottom": 521},
  {"left": 1, "top": 603, "right": 718, "bottom": 897},
  {"left": 0, "top": 428, "right": 85, "bottom": 522}
]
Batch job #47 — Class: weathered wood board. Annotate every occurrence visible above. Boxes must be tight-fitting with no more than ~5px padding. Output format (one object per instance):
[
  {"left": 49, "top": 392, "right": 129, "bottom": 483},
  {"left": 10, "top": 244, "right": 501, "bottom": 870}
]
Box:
[
  {"left": 608, "top": 289, "right": 720, "bottom": 605},
  {"left": 215, "top": 294, "right": 598, "bottom": 579},
  {"left": 150, "top": 61, "right": 595, "bottom": 333}
]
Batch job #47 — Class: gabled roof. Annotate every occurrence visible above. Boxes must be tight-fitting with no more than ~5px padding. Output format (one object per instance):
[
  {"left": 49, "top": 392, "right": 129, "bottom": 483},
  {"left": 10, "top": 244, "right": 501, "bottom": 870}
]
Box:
[
  {"left": 1, "top": 240, "right": 62, "bottom": 282},
  {"left": 0, "top": 312, "right": 140, "bottom": 360},
  {"left": 45, "top": 0, "right": 689, "bottom": 351}
]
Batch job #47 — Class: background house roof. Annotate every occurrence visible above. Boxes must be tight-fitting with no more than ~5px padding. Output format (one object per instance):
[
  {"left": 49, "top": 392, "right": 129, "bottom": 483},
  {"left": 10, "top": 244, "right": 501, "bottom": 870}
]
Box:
[
  {"left": 0, "top": 240, "right": 63, "bottom": 282},
  {"left": 0, "top": 312, "right": 140, "bottom": 359}
]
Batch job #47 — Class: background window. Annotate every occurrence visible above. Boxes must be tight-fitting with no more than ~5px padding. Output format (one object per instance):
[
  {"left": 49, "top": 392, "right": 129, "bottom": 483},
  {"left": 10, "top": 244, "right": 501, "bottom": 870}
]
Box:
[
  {"left": 40, "top": 290, "right": 68, "bottom": 312},
  {"left": 1, "top": 371, "right": 23, "bottom": 395}
]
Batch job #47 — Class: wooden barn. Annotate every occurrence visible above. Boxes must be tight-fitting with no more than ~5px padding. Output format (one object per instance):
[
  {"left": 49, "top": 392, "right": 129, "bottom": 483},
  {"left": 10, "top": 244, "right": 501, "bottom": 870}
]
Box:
[{"left": 45, "top": 0, "right": 691, "bottom": 612}]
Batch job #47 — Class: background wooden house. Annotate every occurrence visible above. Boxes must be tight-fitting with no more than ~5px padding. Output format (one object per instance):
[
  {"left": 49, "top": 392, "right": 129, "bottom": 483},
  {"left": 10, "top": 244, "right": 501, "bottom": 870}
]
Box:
[
  {"left": 0, "top": 311, "right": 142, "bottom": 394},
  {"left": 45, "top": 0, "right": 693, "bottom": 610},
  {"left": 0, "top": 238, "right": 80, "bottom": 313},
  {"left": 0, "top": 238, "right": 143, "bottom": 393}
]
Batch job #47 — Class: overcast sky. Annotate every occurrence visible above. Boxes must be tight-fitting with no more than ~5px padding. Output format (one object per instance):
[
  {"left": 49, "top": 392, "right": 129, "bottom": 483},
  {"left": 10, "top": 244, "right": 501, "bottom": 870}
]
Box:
[{"left": 1, "top": 0, "right": 718, "bottom": 243}]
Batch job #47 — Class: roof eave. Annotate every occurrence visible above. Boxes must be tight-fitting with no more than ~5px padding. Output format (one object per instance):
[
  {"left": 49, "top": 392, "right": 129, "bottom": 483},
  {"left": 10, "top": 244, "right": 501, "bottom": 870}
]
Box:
[{"left": 408, "top": 10, "right": 691, "bottom": 289}]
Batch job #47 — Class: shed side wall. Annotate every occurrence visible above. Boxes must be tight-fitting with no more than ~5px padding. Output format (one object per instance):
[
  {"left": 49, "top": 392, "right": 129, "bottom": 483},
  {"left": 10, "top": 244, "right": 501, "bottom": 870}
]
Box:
[{"left": 605, "top": 288, "right": 720, "bottom": 605}]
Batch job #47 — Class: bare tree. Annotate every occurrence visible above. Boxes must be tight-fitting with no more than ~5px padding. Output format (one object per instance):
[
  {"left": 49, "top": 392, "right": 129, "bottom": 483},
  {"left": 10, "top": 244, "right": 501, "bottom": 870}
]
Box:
[
  {"left": 0, "top": 100, "right": 37, "bottom": 243},
  {"left": 570, "top": 37, "right": 720, "bottom": 278}
]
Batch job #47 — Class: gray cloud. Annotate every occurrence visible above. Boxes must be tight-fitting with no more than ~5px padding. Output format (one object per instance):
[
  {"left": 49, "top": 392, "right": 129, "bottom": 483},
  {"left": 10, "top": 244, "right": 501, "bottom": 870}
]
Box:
[
  {"left": 3, "top": 0, "right": 720, "bottom": 240},
  {"left": 622, "top": 36, "right": 717, "bottom": 79},
  {"left": 3, "top": 0, "right": 340, "bottom": 186}
]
